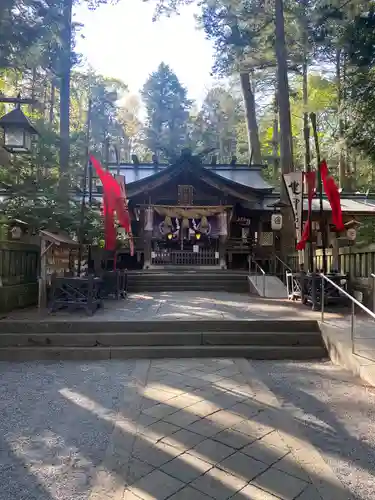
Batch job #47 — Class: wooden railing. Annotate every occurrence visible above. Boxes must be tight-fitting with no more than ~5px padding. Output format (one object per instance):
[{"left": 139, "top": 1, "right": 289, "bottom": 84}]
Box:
[
  {"left": 288, "top": 246, "right": 375, "bottom": 278},
  {"left": 151, "top": 248, "right": 219, "bottom": 266}
]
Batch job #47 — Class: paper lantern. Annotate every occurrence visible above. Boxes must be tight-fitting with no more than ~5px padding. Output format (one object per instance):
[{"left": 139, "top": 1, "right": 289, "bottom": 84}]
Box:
[
  {"left": 346, "top": 228, "right": 357, "bottom": 241},
  {"left": 271, "top": 213, "right": 283, "bottom": 231},
  {"left": 11, "top": 226, "right": 22, "bottom": 239}
]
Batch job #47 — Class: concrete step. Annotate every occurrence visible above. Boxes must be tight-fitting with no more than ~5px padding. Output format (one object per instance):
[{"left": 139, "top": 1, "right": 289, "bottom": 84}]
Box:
[
  {"left": 0, "top": 331, "right": 324, "bottom": 348},
  {"left": 127, "top": 275, "right": 248, "bottom": 280},
  {"left": 126, "top": 273, "right": 249, "bottom": 293},
  {"left": 127, "top": 270, "right": 248, "bottom": 275},
  {"left": 0, "top": 345, "right": 327, "bottom": 361},
  {"left": 127, "top": 287, "right": 249, "bottom": 293},
  {"left": 0, "top": 319, "right": 321, "bottom": 334},
  {"left": 127, "top": 281, "right": 249, "bottom": 287}
]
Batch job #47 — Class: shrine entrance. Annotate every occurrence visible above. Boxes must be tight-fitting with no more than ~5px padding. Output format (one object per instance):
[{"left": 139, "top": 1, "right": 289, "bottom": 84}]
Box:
[
  {"left": 151, "top": 241, "right": 219, "bottom": 267},
  {"left": 150, "top": 226, "right": 220, "bottom": 266},
  {"left": 142, "top": 203, "right": 229, "bottom": 269}
]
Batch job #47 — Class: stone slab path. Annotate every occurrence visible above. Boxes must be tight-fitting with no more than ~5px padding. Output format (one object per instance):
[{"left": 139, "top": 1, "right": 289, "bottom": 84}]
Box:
[
  {"left": 2, "top": 357, "right": 373, "bottom": 500},
  {"left": 116, "top": 359, "right": 352, "bottom": 500}
]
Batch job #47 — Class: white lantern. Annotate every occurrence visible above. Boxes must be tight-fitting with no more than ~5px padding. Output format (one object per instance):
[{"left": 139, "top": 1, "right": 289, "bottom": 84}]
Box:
[
  {"left": 271, "top": 213, "right": 283, "bottom": 231},
  {"left": 11, "top": 226, "right": 22, "bottom": 239},
  {"left": 0, "top": 106, "right": 38, "bottom": 154},
  {"left": 346, "top": 228, "right": 357, "bottom": 241}
]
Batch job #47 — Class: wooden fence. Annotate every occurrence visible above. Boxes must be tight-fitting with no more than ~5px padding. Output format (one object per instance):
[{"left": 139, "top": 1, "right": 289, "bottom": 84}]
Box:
[{"left": 0, "top": 241, "right": 40, "bottom": 314}]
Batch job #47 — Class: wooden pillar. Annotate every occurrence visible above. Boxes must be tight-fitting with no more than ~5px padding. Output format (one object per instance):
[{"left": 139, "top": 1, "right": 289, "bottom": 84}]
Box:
[
  {"left": 38, "top": 239, "right": 48, "bottom": 310},
  {"left": 331, "top": 231, "right": 340, "bottom": 272},
  {"left": 144, "top": 235, "right": 151, "bottom": 269},
  {"left": 142, "top": 206, "right": 153, "bottom": 269},
  {"left": 219, "top": 236, "right": 227, "bottom": 269},
  {"left": 220, "top": 209, "right": 230, "bottom": 269}
]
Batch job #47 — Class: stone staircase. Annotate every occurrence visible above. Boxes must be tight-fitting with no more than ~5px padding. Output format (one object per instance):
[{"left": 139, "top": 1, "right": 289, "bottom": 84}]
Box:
[
  {"left": 127, "top": 270, "right": 250, "bottom": 294},
  {"left": 0, "top": 319, "right": 327, "bottom": 361}
]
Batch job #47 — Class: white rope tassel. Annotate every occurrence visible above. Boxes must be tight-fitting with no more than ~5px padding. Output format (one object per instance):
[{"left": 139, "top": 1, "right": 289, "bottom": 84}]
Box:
[
  {"left": 219, "top": 212, "right": 228, "bottom": 236},
  {"left": 145, "top": 207, "right": 154, "bottom": 231}
]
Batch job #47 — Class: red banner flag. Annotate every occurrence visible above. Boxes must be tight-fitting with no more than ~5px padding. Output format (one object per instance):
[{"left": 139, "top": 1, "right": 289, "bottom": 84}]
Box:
[
  {"left": 90, "top": 155, "right": 132, "bottom": 251},
  {"left": 115, "top": 174, "right": 134, "bottom": 256},
  {"left": 296, "top": 171, "right": 316, "bottom": 250},
  {"left": 320, "top": 160, "right": 345, "bottom": 232}
]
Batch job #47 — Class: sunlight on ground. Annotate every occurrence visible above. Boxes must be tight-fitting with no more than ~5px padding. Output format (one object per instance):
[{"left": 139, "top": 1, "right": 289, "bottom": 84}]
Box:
[
  {"left": 58, "top": 388, "right": 269, "bottom": 497},
  {"left": 56, "top": 364, "right": 318, "bottom": 500}
]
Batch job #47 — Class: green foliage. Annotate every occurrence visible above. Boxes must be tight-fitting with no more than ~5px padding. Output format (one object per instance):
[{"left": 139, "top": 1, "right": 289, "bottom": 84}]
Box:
[
  {"left": 189, "top": 86, "right": 241, "bottom": 160},
  {"left": 0, "top": 5, "right": 129, "bottom": 240},
  {"left": 141, "top": 62, "right": 192, "bottom": 161},
  {"left": 3, "top": 0, "right": 375, "bottom": 248}
]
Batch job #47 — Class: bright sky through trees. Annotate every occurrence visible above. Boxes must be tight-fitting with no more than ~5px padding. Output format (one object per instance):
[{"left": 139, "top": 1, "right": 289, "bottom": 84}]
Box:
[{"left": 74, "top": 0, "right": 215, "bottom": 104}]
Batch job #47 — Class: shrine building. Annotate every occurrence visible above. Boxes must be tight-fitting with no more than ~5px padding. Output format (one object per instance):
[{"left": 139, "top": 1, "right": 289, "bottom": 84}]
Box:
[{"left": 88, "top": 150, "right": 375, "bottom": 270}]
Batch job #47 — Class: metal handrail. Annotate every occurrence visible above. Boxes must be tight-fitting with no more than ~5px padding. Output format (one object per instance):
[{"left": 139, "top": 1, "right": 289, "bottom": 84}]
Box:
[
  {"left": 249, "top": 256, "right": 266, "bottom": 297},
  {"left": 371, "top": 273, "right": 375, "bottom": 313},
  {"left": 285, "top": 270, "right": 302, "bottom": 300},
  {"left": 275, "top": 255, "right": 293, "bottom": 272},
  {"left": 321, "top": 273, "right": 375, "bottom": 359}
]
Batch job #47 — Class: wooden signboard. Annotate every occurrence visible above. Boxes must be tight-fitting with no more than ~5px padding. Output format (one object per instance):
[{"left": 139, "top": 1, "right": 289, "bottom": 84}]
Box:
[{"left": 46, "top": 246, "right": 71, "bottom": 279}]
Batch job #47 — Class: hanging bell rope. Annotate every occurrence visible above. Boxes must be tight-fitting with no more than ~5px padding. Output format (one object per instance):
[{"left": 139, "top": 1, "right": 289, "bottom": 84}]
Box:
[
  {"left": 182, "top": 218, "right": 189, "bottom": 229},
  {"left": 201, "top": 216, "right": 208, "bottom": 228}
]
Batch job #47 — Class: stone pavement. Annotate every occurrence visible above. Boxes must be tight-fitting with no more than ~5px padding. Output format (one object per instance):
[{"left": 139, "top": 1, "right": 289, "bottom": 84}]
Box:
[
  {"left": 2, "top": 289, "right": 375, "bottom": 386},
  {"left": 0, "top": 291, "right": 348, "bottom": 322},
  {"left": 87, "top": 358, "right": 353, "bottom": 500}
]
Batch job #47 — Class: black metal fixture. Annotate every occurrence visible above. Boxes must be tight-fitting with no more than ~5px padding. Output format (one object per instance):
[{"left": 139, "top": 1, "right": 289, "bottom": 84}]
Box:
[
  {"left": 132, "top": 154, "right": 140, "bottom": 166},
  {"left": 0, "top": 95, "right": 39, "bottom": 154},
  {"left": 210, "top": 155, "right": 217, "bottom": 166},
  {"left": 230, "top": 155, "right": 237, "bottom": 166}
]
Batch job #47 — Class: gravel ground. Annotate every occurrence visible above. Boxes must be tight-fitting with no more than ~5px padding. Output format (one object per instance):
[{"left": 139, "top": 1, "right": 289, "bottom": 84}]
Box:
[
  {"left": 0, "top": 361, "right": 136, "bottom": 500},
  {"left": 251, "top": 360, "right": 375, "bottom": 500}
]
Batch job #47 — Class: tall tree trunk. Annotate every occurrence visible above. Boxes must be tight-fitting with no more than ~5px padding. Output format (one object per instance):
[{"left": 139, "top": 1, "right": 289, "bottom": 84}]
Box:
[
  {"left": 272, "top": 90, "right": 279, "bottom": 181},
  {"left": 31, "top": 66, "right": 36, "bottom": 115},
  {"left": 49, "top": 79, "right": 55, "bottom": 125},
  {"left": 336, "top": 48, "right": 347, "bottom": 190},
  {"left": 275, "top": 0, "right": 293, "bottom": 179},
  {"left": 59, "top": 0, "right": 73, "bottom": 194},
  {"left": 302, "top": 60, "right": 310, "bottom": 173},
  {"left": 43, "top": 76, "right": 48, "bottom": 120},
  {"left": 239, "top": 72, "right": 262, "bottom": 164},
  {"left": 274, "top": 0, "right": 294, "bottom": 256},
  {"left": 302, "top": 0, "right": 310, "bottom": 173}
]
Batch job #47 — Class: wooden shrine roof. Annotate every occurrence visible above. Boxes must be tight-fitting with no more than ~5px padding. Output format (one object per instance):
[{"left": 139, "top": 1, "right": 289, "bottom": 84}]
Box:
[
  {"left": 40, "top": 229, "right": 78, "bottom": 246},
  {"left": 262, "top": 193, "right": 375, "bottom": 215},
  {"left": 105, "top": 158, "right": 273, "bottom": 198}
]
